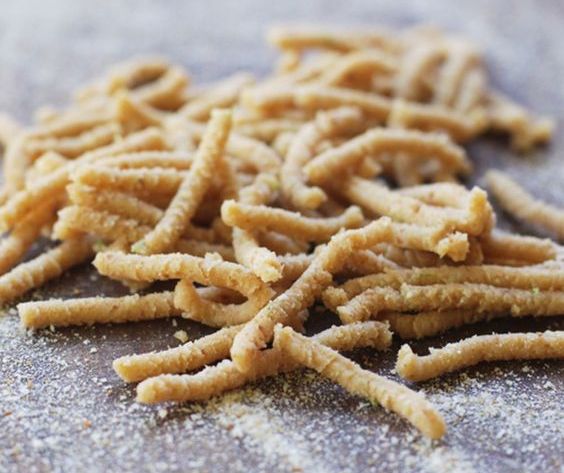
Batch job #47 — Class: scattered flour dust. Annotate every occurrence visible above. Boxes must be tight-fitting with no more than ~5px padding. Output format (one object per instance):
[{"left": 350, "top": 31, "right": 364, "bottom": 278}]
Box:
[
  {"left": 210, "top": 391, "right": 332, "bottom": 472},
  {"left": 1, "top": 291, "right": 563, "bottom": 473}
]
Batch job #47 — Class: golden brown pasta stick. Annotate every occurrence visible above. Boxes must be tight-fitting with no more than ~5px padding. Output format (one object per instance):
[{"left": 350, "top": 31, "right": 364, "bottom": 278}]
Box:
[
  {"left": 383, "top": 310, "right": 508, "bottom": 340},
  {"left": 34, "top": 106, "right": 59, "bottom": 124},
  {"left": 267, "top": 25, "right": 399, "bottom": 53},
  {"left": 182, "top": 121, "right": 281, "bottom": 173},
  {"left": 338, "top": 283, "right": 564, "bottom": 324},
  {"left": 72, "top": 166, "right": 182, "bottom": 197},
  {"left": 114, "top": 324, "right": 245, "bottom": 382},
  {"left": 258, "top": 231, "right": 308, "bottom": 255},
  {"left": 115, "top": 92, "right": 165, "bottom": 131},
  {"left": 77, "top": 56, "right": 170, "bottom": 100},
  {"left": 3, "top": 134, "right": 32, "bottom": 195},
  {"left": 109, "top": 57, "right": 171, "bottom": 91},
  {"left": 342, "top": 177, "right": 490, "bottom": 235},
  {"left": 480, "top": 230, "right": 556, "bottom": 266},
  {"left": 174, "top": 239, "right": 235, "bottom": 261},
  {"left": 133, "top": 110, "right": 232, "bottom": 254},
  {"left": 25, "top": 122, "right": 121, "bottom": 159},
  {"left": 98, "top": 151, "right": 193, "bottom": 169},
  {"left": 330, "top": 264, "right": 564, "bottom": 305},
  {"left": 235, "top": 119, "right": 303, "bottom": 142},
  {"left": 282, "top": 106, "right": 364, "bottom": 210},
  {"left": 136, "top": 321, "right": 392, "bottom": 403},
  {"left": 216, "top": 149, "right": 239, "bottom": 204},
  {"left": 433, "top": 44, "right": 480, "bottom": 107},
  {"left": 274, "top": 49, "right": 301, "bottom": 74},
  {"left": 304, "top": 127, "right": 470, "bottom": 185},
  {"left": 0, "top": 128, "right": 165, "bottom": 231},
  {"left": 231, "top": 174, "right": 283, "bottom": 283},
  {"left": 372, "top": 244, "right": 443, "bottom": 268},
  {"left": 122, "top": 309, "right": 306, "bottom": 385},
  {"left": 389, "top": 222, "right": 469, "bottom": 262},
  {"left": 179, "top": 73, "right": 254, "bottom": 121},
  {"left": 93, "top": 252, "right": 265, "bottom": 296},
  {"left": 174, "top": 278, "right": 274, "bottom": 327},
  {"left": 0, "top": 112, "right": 22, "bottom": 147},
  {"left": 67, "top": 184, "right": 164, "bottom": 226},
  {"left": 298, "top": 85, "right": 392, "bottom": 119},
  {"left": 486, "top": 170, "right": 564, "bottom": 240},
  {"left": 31, "top": 109, "right": 113, "bottom": 138},
  {"left": 388, "top": 99, "right": 485, "bottom": 142},
  {"left": 226, "top": 132, "right": 282, "bottom": 173},
  {"left": 233, "top": 227, "right": 282, "bottom": 282},
  {"left": 241, "top": 85, "right": 392, "bottom": 120},
  {"left": 342, "top": 249, "right": 401, "bottom": 277},
  {"left": 316, "top": 50, "right": 397, "bottom": 88},
  {"left": 453, "top": 68, "right": 486, "bottom": 112},
  {"left": 25, "top": 152, "right": 69, "bottom": 185},
  {"left": 222, "top": 200, "right": 364, "bottom": 242},
  {"left": 0, "top": 237, "right": 92, "bottom": 306},
  {"left": 399, "top": 182, "right": 470, "bottom": 208},
  {"left": 196, "top": 286, "right": 246, "bottom": 304},
  {"left": 274, "top": 326, "right": 445, "bottom": 439},
  {"left": 486, "top": 92, "right": 554, "bottom": 152},
  {"left": 133, "top": 66, "right": 189, "bottom": 110},
  {"left": 19, "top": 292, "right": 179, "bottom": 329},
  {"left": 0, "top": 201, "right": 58, "bottom": 276},
  {"left": 276, "top": 253, "right": 314, "bottom": 284},
  {"left": 54, "top": 205, "right": 147, "bottom": 242},
  {"left": 395, "top": 43, "right": 447, "bottom": 101},
  {"left": 396, "top": 331, "right": 564, "bottom": 382}
]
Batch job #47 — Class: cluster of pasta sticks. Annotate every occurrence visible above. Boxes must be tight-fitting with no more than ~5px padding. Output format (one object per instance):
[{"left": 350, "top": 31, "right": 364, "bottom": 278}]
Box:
[{"left": 0, "top": 25, "right": 562, "bottom": 441}]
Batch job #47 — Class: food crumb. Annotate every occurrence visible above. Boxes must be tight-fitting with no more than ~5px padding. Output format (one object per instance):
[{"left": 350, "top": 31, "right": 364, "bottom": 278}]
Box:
[{"left": 173, "top": 330, "right": 189, "bottom": 343}]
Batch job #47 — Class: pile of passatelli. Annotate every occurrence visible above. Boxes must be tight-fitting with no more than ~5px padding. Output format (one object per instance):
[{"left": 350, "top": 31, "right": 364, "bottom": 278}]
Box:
[{"left": 1, "top": 25, "right": 563, "bottom": 440}]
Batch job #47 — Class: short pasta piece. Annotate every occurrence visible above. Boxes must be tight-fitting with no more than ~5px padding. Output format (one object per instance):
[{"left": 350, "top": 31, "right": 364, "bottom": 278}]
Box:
[
  {"left": 221, "top": 200, "right": 364, "bottom": 242},
  {"left": 19, "top": 292, "right": 179, "bottom": 329},
  {"left": 338, "top": 283, "right": 564, "bottom": 324},
  {"left": 273, "top": 326, "right": 446, "bottom": 439},
  {"left": 114, "top": 324, "right": 244, "bottom": 382},
  {"left": 0, "top": 237, "right": 93, "bottom": 306},
  {"left": 486, "top": 170, "right": 564, "bottom": 240},
  {"left": 396, "top": 331, "right": 564, "bottom": 381}
]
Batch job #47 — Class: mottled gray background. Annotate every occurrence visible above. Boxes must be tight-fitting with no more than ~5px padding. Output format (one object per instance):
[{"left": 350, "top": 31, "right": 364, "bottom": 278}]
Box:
[{"left": 0, "top": 1, "right": 563, "bottom": 472}]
